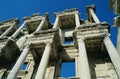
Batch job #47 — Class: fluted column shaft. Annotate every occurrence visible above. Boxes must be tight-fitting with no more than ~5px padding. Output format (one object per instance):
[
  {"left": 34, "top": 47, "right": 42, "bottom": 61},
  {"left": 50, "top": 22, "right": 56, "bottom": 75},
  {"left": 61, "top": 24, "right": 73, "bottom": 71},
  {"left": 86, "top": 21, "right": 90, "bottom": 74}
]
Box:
[
  {"left": 104, "top": 36, "right": 120, "bottom": 78},
  {"left": 75, "top": 13, "right": 80, "bottom": 27},
  {"left": 35, "top": 18, "right": 46, "bottom": 32},
  {"left": 89, "top": 8, "right": 100, "bottom": 24},
  {"left": 35, "top": 43, "right": 51, "bottom": 79},
  {"left": 52, "top": 16, "right": 59, "bottom": 29},
  {"left": 7, "top": 45, "right": 30, "bottom": 79},
  {"left": 12, "top": 22, "right": 26, "bottom": 39},
  {"left": 0, "top": 23, "right": 15, "bottom": 37},
  {"left": 78, "top": 38, "right": 91, "bottom": 79}
]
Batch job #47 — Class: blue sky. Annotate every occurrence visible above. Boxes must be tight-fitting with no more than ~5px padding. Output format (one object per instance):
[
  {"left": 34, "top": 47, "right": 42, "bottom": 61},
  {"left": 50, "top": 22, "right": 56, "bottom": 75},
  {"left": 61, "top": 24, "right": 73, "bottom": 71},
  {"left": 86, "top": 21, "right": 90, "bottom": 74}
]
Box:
[
  {"left": 0, "top": 0, "right": 118, "bottom": 78},
  {"left": 0, "top": 0, "right": 117, "bottom": 45}
]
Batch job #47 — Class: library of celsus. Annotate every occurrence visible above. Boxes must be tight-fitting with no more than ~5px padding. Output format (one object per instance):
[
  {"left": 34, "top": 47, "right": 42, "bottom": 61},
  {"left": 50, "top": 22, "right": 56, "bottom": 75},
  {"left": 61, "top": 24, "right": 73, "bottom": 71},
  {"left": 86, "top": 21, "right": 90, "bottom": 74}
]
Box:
[{"left": 0, "top": 5, "right": 120, "bottom": 79}]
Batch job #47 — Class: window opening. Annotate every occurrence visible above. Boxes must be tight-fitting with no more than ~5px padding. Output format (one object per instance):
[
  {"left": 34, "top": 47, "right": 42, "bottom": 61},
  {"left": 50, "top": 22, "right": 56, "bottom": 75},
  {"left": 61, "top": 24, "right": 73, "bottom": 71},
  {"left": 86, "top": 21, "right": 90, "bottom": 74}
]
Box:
[
  {"left": 64, "top": 37, "right": 73, "bottom": 44},
  {"left": 61, "top": 62, "right": 75, "bottom": 78},
  {"left": 21, "top": 62, "right": 28, "bottom": 70}
]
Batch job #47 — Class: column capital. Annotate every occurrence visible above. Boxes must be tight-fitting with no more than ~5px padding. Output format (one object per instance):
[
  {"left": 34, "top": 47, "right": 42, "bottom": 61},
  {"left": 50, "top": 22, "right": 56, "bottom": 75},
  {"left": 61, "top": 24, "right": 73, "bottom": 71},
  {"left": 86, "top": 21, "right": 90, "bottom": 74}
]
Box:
[
  {"left": 26, "top": 44, "right": 31, "bottom": 48},
  {"left": 77, "top": 36, "right": 85, "bottom": 40},
  {"left": 77, "top": 37, "right": 85, "bottom": 43},
  {"left": 46, "top": 42, "right": 52, "bottom": 47},
  {"left": 86, "top": 5, "right": 96, "bottom": 10},
  {"left": 23, "top": 43, "right": 31, "bottom": 50},
  {"left": 102, "top": 33, "right": 111, "bottom": 40},
  {"left": 75, "top": 12, "right": 80, "bottom": 15}
]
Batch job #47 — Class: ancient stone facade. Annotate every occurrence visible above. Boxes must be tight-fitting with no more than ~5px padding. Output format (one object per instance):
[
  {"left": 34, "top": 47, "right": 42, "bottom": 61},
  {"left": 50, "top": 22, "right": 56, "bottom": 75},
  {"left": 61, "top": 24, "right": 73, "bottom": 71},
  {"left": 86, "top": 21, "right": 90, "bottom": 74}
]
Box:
[{"left": 0, "top": 5, "right": 119, "bottom": 79}]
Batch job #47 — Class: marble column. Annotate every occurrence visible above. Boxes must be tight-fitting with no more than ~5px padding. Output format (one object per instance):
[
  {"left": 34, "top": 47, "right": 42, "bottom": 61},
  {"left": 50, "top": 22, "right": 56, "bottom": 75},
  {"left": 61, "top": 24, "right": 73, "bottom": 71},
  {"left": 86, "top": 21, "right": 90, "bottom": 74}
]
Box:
[
  {"left": 75, "top": 13, "right": 80, "bottom": 27},
  {"left": 75, "top": 57, "right": 80, "bottom": 77},
  {"left": 35, "top": 43, "right": 51, "bottom": 79},
  {"left": 35, "top": 18, "right": 46, "bottom": 32},
  {"left": 89, "top": 8, "right": 100, "bottom": 24},
  {"left": 0, "top": 23, "right": 15, "bottom": 37},
  {"left": 78, "top": 38, "right": 91, "bottom": 79},
  {"left": 117, "top": 28, "right": 120, "bottom": 55},
  {"left": 59, "top": 28, "right": 64, "bottom": 44},
  {"left": 12, "top": 22, "right": 26, "bottom": 39},
  {"left": 104, "top": 36, "right": 120, "bottom": 78},
  {"left": 7, "top": 45, "right": 30, "bottom": 79},
  {"left": 52, "top": 16, "right": 59, "bottom": 29}
]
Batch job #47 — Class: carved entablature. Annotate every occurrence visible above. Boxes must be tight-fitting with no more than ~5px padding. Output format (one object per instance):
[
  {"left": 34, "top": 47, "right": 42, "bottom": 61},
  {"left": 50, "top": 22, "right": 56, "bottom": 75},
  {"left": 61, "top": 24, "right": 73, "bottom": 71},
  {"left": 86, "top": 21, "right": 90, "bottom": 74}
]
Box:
[
  {"left": 0, "top": 38, "right": 19, "bottom": 62},
  {"left": 86, "top": 5, "right": 96, "bottom": 23},
  {"left": 55, "top": 8, "right": 79, "bottom": 29},
  {"left": 0, "top": 18, "right": 19, "bottom": 35},
  {"left": 25, "top": 33, "right": 54, "bottom": 48},
  {"left": 23, "top": 13, "right": 50, "bottom": 34},
  {"left": 23, "top": 13, "right": 43, "bottom": 23},
  {"left": 73, "top": 22, "right": 109, "bottom": 53},
  {"left": 23, "top": 28, "right": 61, "bottom": 60},
  {"left": 114, "top": 16, "right": 120, "bottom": 27},
  {"left": 73, "top": 22, "right": 109, "bottom": 39}
]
